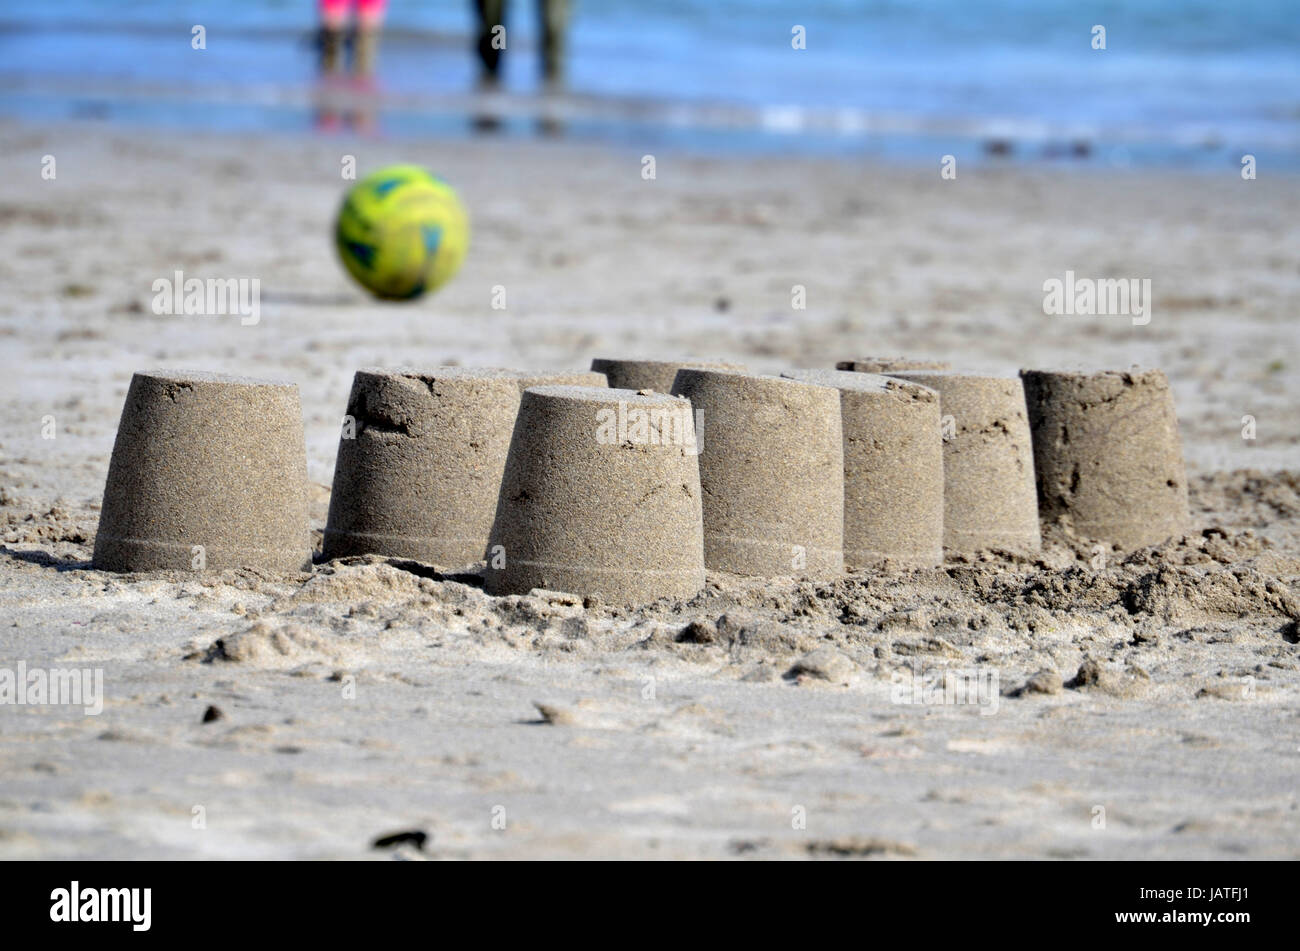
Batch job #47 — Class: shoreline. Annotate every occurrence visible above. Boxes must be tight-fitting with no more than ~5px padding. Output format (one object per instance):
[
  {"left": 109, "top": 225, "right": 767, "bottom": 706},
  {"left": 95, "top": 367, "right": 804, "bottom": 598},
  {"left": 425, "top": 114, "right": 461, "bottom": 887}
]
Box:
[{"left": 4, "top": 80, "right": 1295, "bottom": 172}]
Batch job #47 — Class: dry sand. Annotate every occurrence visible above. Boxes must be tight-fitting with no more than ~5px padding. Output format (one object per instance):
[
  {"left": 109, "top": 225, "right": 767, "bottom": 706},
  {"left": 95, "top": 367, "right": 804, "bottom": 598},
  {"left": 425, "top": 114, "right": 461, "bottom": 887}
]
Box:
[{"left": 1, "top": 120, "right": 1298, "bottom": 859}]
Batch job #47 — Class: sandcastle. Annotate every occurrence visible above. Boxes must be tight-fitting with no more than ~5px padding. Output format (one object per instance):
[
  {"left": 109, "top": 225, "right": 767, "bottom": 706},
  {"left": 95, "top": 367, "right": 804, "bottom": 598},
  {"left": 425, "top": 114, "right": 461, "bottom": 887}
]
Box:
[
  {"left": 483, "top": 385, "right": 705, "bottom": 605},
  {"left": 590, "top": 358, "right": 747, "bottom": 393},
  {"left": 670, "top": 369, "right": 843, "bottom": 577},
  {"left": 93, "top": 370, "right": 311, "bottom": 573},
  {"left": 1020, "top": 367, "right": 1190, "bottom": 550},
  {"left": 836, "top": 357, "right": 951, "bottom": 373},
  {"left": 886, "top": 371, "right": 1041, "bottom": 556},
  {"left": 512, "top": 370, "right": 608, "bottom": 390},
  {"left": 324, "top": 367, "right": 608, "bottom": 567},
  {"left": 782, "top": 369, "right": 943, "bottom": 568},
  {"left": 324, "top": 367, "right": 521, "bottom": 567},
  {"left": 92, "top": 357, "right": 1193, "bottom": 598}
]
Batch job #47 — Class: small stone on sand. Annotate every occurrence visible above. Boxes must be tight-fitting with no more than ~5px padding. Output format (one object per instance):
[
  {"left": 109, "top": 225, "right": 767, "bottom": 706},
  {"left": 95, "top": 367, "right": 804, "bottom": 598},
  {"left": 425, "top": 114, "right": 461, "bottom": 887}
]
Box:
[{"left": 785, "top": 647, "right": 856, "bottom": 684}]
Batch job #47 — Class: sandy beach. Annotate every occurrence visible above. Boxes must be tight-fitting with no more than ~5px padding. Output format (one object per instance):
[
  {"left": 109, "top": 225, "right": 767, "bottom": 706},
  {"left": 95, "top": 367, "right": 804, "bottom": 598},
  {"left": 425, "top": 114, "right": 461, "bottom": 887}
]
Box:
[{"left": 1, "top": 120, "right": 1298, "bottom": 859}]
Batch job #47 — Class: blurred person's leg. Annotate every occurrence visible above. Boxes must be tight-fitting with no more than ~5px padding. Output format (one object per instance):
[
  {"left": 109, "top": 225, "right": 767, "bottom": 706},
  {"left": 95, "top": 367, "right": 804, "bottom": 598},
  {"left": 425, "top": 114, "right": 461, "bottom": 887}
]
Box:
[
  {"left": 474, "top": 0, "right": 507, "bottom": 88},
  {"left": 316, "top": 0, "right": 350, "bottom": 132},
  {"left": 352, "top": 0, "right": 387, "bottom": 77},
  {"left": 534, "top": 0, "right": 568, "bottom": 135},
  {"left": 318, "top": 0, "right": 349, "bottom": 73},
  {"left": 538, "top": 0, "right": 569, "bottom": 88}
]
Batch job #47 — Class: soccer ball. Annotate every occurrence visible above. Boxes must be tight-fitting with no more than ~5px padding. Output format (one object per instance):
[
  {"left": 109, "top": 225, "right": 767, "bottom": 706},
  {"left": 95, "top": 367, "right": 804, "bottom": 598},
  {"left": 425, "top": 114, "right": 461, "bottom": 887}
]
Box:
[{"left": 334, "top": 164, "right": 469, "bottom": 300}]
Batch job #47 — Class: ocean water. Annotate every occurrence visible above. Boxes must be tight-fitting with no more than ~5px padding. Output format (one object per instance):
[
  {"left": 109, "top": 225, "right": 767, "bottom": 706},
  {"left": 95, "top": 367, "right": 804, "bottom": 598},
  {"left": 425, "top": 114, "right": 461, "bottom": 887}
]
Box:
[{"left": 0, "top": 0, "right": 1297, "bottom": 166}]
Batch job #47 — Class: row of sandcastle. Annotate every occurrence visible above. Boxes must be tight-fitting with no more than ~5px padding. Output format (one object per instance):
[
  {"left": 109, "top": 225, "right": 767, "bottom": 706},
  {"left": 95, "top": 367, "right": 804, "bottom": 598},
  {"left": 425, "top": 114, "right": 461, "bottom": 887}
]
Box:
[{"left": 91, "top": 357, "right": 1190, "bottom": 606}]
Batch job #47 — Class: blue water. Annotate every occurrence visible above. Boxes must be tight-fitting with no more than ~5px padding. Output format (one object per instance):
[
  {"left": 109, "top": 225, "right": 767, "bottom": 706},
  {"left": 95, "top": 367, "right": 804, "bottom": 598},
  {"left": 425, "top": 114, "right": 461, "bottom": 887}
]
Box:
[{"left": 1, "top": 0, "right": 1297, "bottom": 165}]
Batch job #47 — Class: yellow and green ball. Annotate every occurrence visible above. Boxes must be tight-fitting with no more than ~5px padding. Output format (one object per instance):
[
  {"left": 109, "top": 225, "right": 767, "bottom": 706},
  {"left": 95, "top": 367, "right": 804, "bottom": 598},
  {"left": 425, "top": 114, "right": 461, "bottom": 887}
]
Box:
[{"left": 334, "top": 164, "right": 469, "bottom": 300}]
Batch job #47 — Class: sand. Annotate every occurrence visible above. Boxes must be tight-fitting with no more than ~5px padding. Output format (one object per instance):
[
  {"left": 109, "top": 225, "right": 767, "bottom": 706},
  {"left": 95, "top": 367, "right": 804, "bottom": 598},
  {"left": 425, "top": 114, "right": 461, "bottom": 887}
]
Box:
[
  {"left": 323, "top": 366, "right": 527, "bottom": 567},
  {"left": 1, "top": 121, "right": 1298, "bottom": 859},
  {"left": 781, "top": 369, "right": 943, "bottom": 568},
  {"left": 590, "top": 358, "right": 748, "bottom": 392},
  {"left": 671, "top": 369, "right": 844, "bottom": 578},
  {"left": 483, "top": 385, "right": 705, "bottom": 605},
  {"left": 1020, "top": 367, "right": 1190, "bottom": 551},
  {"left": 888, "top": 371, "right": 1041, "bottom": 556},
  {"left": 94, "top": 369, "right": 311, "bottom": 574}
]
